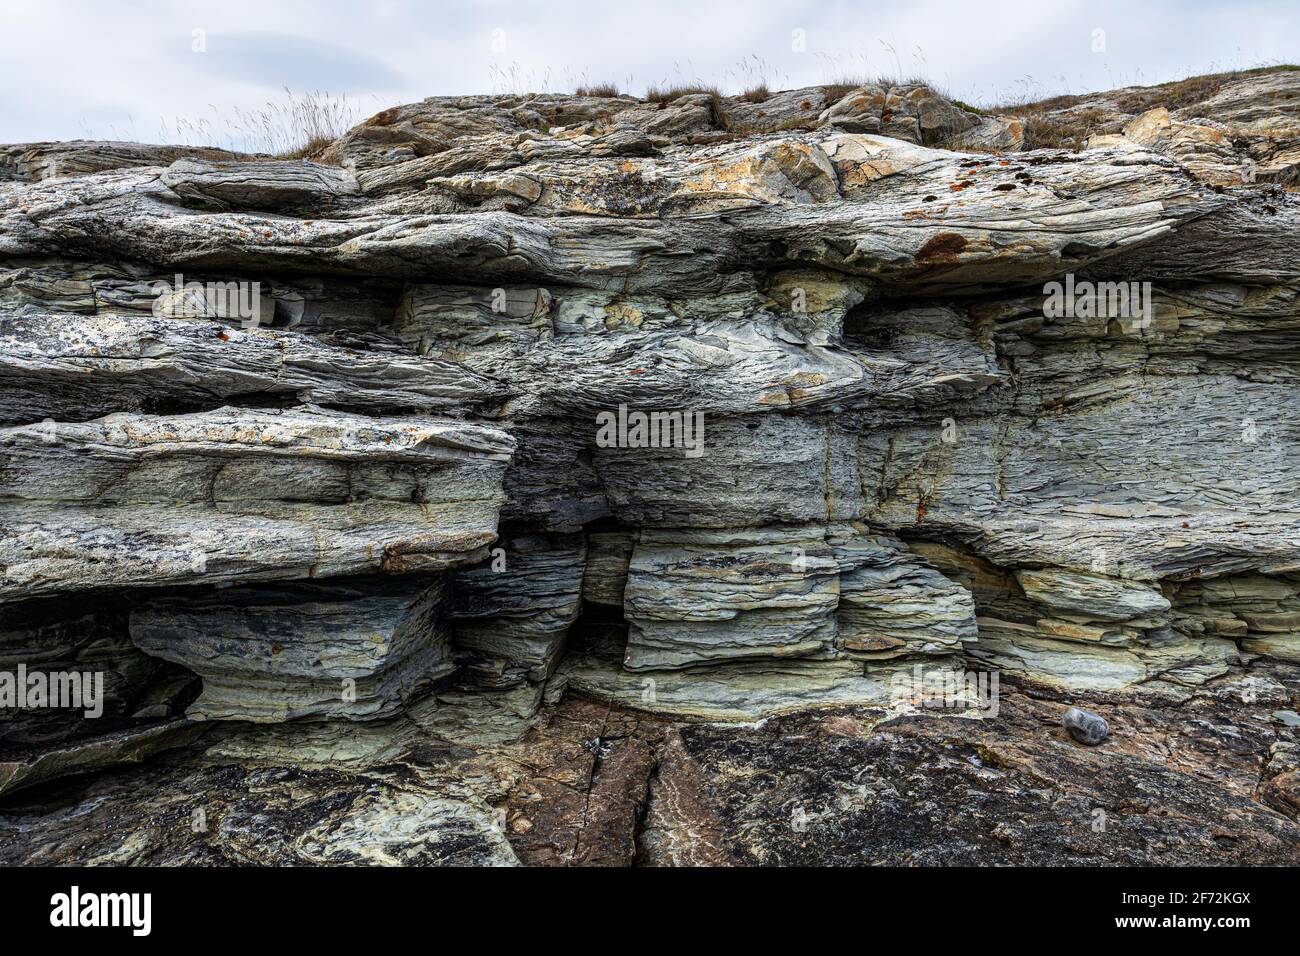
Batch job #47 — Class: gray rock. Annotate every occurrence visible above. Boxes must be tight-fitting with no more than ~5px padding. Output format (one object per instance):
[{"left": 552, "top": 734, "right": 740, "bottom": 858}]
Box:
[
  {"left": 131, "top": 577, "right": 456, "bottom": 722},
  {"left": 622, "top": 525, "right": 841, "bottom": 670},
  {"left": 0, "top": 311, "right": 508, "bottom": 425},
  {"left": 448, "top": 532, "right": 586, "bottom": 687},
  {"left": 832, "top": 527, "right": 977, "bottom": 659},
  {"left": 558, "top": 630, "right": 966, "bottom": 722},
  {"left": 0, "top": 407, "right": 515, "bottom": 599},
  {"left": 0, "top": 761, "right": 519, "bottom": 866},
  {"left": 0, "top": 140, "right": 251, "bottom": 182},
  {"left": 580, "top": 531, "right": 636, "bottom": 606},
  {"left": 1062, "top": 706, "right": 1110, "bottom": 745},
  {"left": 3, "top": 68, "right": 1300, "bottom": 825},
  {"left": 159, "top": 158, "right": 360, "bottom": 212},
  {"left": 0, "top": 718, "right": 208, "bottom": 798}
]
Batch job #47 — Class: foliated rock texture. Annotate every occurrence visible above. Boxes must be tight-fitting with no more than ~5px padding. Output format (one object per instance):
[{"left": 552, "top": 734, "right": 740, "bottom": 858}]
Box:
[
  {"left": 447, "top": 532, "right": 586, "bottom": 688},
  {"left": 1, "top": 71, "right": 1300, "bottom": 863},
  {"left": 130, "top": 577, "right": 456, "bottom": 722},
  {"left": 622, "top": 525, "right": 843, "bottom": 670},
  {"left": 0, "top": 407, "right": 514, "bottom": 599},
  {"left": 0, "top": 311, "right": 508, "bottom": 424}
]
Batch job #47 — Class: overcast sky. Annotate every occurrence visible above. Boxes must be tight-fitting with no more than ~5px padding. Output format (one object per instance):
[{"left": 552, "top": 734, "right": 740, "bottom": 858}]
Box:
[{"left": 2, "top": 0, "right": 1297, "bottom": 148}]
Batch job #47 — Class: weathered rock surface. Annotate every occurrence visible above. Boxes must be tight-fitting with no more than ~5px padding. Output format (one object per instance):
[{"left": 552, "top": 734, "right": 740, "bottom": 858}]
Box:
[
  {"left": 0, "top": 141, "right": 250, "bottom": 183},
  {"left": 2, "top": 673, "right": 1297, "bottom": 866},
  {"left": 1, "top": 68, "right": 1299, "bottom": 864},
  {"left": 448, "top": 532, "right": 585, "bottom": 687},
  {"left": 131, "top": 577, "right": 456, "bottom": 722},
  {"left": 1011, "top": 68, "right": 1300, "bottom": 186},
  {"left": 622, "top": 525, "right": 842, "bottom": 670},
  {"left": 0, "top": 310, "right": 508, "bottom": 424},
  {"left": 555, "top": 626, "right": 966, "bottom": 722},
  {"left": 1, "top": 407, "right": 514, "bottom": 598},
  {"left": 636, "top": 671, "right": 1300, "bottom": 865}
]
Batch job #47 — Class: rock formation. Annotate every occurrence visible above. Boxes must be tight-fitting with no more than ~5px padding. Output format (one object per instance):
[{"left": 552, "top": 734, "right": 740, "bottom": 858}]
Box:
[{"left": 1, "top": 71, "right": 1298, "bottom": 864}]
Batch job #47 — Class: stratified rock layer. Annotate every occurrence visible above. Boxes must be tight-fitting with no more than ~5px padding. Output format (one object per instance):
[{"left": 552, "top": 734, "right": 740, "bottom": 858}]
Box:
[
  {"left": 131, "top": 577, "right": 455, "bottom": 722},
  {"left": 1, "top": 69, "right": 1299, "bottom": 864}
]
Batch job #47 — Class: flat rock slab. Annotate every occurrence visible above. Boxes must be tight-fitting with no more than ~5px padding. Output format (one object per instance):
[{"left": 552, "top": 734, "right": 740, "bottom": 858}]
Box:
[
  {"left": 0, "top": 407, "right": 515, "bottom": 599},
  {"left": 0, "top": 718, "right": 208, "bottom": 798},
  {"left": 131, "top": 577, "right": 456, "bottom": 722},
  {"left": 0, "top": 311, "right": 508, "bottom": 425},
  {"left": 557, "top": 634, "right": 965, "bottom": 723}
]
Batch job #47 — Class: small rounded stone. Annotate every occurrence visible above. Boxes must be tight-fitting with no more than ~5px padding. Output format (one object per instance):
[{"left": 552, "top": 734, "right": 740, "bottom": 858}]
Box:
[{"left": 1063, "top": 706, "right": 1109, "bottom": 745}]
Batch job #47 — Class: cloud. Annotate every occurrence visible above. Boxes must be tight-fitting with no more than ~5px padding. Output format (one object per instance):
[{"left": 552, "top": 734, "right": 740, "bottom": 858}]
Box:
[
  {"left": 191, "top": 30, "right": 407, "bottom": 91},
  {"left": 0, "top": 0, "right": 1297, "bottom": 144}
]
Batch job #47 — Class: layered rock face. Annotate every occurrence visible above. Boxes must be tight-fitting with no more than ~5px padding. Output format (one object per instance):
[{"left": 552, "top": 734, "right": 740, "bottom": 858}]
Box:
[{"left": 2, "top": 72, "right": 1299, "bottom": 864}]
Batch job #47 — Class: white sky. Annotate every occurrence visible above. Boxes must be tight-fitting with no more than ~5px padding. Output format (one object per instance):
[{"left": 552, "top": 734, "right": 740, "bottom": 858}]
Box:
[{"left": 1, "top": 0, "right": 1297, "bottom": 147}]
